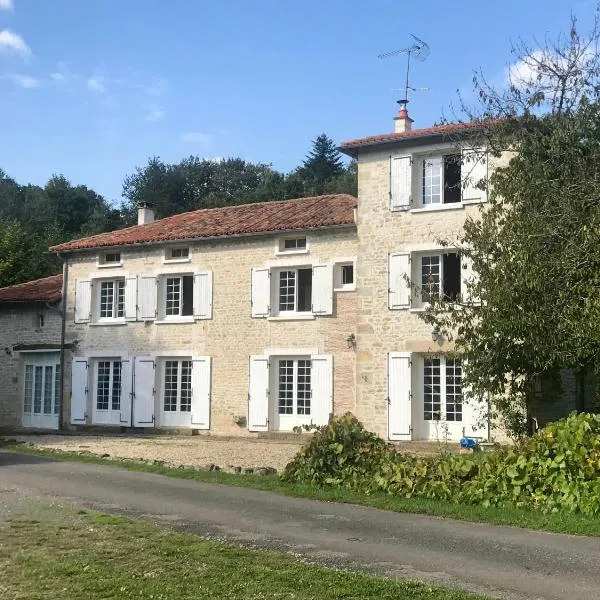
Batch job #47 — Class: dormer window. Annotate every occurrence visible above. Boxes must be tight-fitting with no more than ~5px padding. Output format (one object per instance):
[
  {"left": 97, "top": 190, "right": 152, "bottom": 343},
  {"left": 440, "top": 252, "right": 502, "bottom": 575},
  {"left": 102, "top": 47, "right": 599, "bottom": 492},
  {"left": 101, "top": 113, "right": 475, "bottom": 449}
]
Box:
[
  {"left": 278, "top": 237, "right": 308, "bottom": 254},
  {"left": 165, "top": 247, "right": 191, "bottom": 262},
  {"left": 99, "top": 252, "right": 121, "bottom": 266}
]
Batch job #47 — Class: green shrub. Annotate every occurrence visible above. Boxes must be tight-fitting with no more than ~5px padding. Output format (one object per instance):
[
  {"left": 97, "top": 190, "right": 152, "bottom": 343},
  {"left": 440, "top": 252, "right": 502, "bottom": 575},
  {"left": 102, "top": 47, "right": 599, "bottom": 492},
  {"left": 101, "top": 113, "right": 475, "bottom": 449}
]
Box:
[{"left": 282, "top": 411, "right": 600, "bottom": 515}]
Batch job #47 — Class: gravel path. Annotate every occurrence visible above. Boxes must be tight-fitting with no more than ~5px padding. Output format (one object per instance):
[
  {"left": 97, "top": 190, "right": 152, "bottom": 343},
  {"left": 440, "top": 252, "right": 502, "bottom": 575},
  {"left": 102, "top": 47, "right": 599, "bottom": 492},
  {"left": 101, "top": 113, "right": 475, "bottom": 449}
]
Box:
[{"left": 7, "top": 435, "right": 303, "bottom": 472}]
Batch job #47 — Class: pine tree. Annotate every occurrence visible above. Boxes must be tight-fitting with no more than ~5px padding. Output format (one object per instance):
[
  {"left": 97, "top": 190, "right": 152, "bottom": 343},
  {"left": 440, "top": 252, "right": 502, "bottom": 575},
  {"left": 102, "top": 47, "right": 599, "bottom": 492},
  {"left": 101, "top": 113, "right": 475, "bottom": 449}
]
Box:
[{"left": 298, "top": 134, "right": 345, "bottom": 195}]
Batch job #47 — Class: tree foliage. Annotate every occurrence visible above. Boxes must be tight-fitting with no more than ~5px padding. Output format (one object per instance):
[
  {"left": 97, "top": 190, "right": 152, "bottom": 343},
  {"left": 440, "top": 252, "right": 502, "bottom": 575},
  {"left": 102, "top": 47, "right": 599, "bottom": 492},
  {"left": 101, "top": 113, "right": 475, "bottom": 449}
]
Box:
[{"left": 422, "top": 12, "right": 600, "bottom": 437}]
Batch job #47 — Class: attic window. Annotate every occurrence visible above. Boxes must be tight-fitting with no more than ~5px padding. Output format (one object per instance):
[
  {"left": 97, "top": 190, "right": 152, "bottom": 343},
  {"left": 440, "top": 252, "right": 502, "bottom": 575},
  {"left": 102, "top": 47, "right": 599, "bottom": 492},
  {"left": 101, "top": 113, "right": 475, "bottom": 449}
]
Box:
[
  {"left": 166, "top": 247, "right": 190, "bottom": 261},
  {"left": 100, "top": 252, "right": 121, "bottom": 266},
  {"left": 279, "top": 237, "right": 308, "bottom": 253}
]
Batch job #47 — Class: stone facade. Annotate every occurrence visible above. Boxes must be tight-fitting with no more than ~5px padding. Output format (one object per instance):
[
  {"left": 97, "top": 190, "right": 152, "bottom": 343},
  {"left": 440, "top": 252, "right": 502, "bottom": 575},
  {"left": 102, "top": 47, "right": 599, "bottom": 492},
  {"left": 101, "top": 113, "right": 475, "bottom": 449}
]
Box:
[
  {"left": 64, "top": 227, "right": 357, "bottom": 434},
  {"left": 0, "top": 303, "right": 62, "bottom": 430}
]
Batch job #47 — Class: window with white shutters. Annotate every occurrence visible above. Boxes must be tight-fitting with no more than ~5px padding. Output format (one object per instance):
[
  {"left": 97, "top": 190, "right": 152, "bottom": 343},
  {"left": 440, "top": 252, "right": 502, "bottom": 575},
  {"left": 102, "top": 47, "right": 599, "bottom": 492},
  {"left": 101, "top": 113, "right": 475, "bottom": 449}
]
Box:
[
  {"left": 423, "top": 357, "right": 463, "bottom": 423},
  {"left": 99, "top": 280, "right": 125, "bottom": 319}
]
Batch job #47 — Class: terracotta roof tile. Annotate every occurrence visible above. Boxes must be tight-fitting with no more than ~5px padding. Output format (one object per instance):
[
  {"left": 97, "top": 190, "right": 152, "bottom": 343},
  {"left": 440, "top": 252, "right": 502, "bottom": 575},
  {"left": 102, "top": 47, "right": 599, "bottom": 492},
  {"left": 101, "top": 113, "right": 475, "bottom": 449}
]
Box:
[
  {"left": 50, "top": 194, "right": 357, "bottom": 253},
  {"left": 339, "top": 121, "right": 485, "bottom": 154},
  {"left": 0, "top": 274, "right": 63, "bottom": 303}
]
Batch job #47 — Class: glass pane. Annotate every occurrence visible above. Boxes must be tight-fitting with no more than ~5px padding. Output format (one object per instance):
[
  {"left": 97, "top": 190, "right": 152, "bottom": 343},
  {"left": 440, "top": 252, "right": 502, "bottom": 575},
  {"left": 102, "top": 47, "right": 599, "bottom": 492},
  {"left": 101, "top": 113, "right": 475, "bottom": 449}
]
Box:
[
  {"left": 297, "top": 269, "right": 312, "bottom": 312},
  {"left": 278, "top": 360, "right": 294, "bottom": 415},
  {"left": 166, "top": 278, "right": 181, "bottom": 316},
  {"left": 423, "top": 358, "right": 441, "bottom": 420},
  {"left": 421, "top": 255, "right": 441, "bottom": 303},
  {"left": 116, "top": 280, "right": 125, "bottom": 318},
  {"left": 54, "top": 365, "right": 60, "bottom": 414},
  {"left": 445, "top": 358, "right": 463, "bottom": 422},
  {"left": 33, "top": 366, "right": 43, "bottom": 414},
  {"left": 23, "top": 365, "right": 33, "bottom": 414},
  {"left": 279, "top": 271, "right": 296, "bottom": 312},
  {"left": 164, "top": 360, "right": 178, "bottom": 411},
  {"left": 180, "top": 361, "right": 192, "bottom": 412},
  {"left": 423, "top": 157, "right": 442, "bottom": 205},
  {"left": 96, "top": 361, "right": 110, "bottom": 410},
  {"left": 297, "top": 360, "right": 311, "bottom": 415},
  {"left": 182, "top": 276, "right": 194, "bottom": 316},
  {"left": 43, "top": 366, "right": 53, "bottom": 414},
  {"left": 341, "top": 264, "right": 354, "bottom": 285},
  {"left": 100, "top": 281, "right": 114, "bottom": 318},
  {"left": 111, "top": 361, "right": 122, "bottom": 411}
]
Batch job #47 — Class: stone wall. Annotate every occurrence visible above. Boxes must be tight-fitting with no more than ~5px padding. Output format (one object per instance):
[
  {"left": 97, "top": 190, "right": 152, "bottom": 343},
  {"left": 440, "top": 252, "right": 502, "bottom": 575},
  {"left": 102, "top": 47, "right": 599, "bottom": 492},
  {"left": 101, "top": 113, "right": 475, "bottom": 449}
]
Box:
[
  {"left": 0, "top": 304, "right": 62, "bottom": 429},
  {"left": 64, "top": 227, "right": 358, "bottom": 434}
]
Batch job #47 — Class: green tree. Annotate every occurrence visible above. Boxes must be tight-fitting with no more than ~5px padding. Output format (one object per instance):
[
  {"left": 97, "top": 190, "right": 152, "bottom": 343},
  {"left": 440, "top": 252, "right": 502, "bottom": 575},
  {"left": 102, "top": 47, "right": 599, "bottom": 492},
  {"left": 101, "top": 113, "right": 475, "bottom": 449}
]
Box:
[{"left": 421, "top": 14, "right": 600, "bottom": 437}]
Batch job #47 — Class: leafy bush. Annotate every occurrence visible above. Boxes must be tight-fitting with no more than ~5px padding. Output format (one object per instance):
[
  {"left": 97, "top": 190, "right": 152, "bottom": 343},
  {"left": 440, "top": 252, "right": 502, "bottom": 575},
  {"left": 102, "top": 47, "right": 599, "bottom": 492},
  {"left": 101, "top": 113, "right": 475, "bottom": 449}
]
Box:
[{"left": 282, "top": 412, "right": 600, "bottom": 515}]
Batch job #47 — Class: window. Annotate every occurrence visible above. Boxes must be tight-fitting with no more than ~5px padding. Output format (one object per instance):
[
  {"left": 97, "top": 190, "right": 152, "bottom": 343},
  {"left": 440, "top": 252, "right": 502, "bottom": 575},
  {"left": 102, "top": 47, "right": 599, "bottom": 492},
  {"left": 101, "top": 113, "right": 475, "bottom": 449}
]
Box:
[
  {"left": 99, "top": 252, "right": 121, "bottom": 265},
  {"left": 279, "top": 237, "right": 308, "bottom": 253},
  {"left": 278, "top": 359, "right": 311, "bottom": 417},
  {"left": 165, "top": 275, "right": 193, "bottom": 317},
  {"left": 422, "top": 154, "right": 461, "bottom": 206},
  {"left": 95, "top": 360, "right": 122, "bottom": 411},
  {"left": 423, "top": 357, "right": 462, "bottom": 422},
  {"left": 278, "top": 268, "right": 312, "bottom": 313},
  {"left": 334, "top": 262, "right": 355, "bottom": 291},
  {"left": 23, "top": 361, "right": 60, "bottom": 417},
  {"left": 99, "top": 280, "right": 125, "bottom": 319},
  {"left": 419, "top": 253, "right": 461, "bottom": 304},
  {"left": 166, "top": 247, "right": 190, "bottom": 261},
  {"left": 163, "top": 360, "right": 192, "bottom": 412}
]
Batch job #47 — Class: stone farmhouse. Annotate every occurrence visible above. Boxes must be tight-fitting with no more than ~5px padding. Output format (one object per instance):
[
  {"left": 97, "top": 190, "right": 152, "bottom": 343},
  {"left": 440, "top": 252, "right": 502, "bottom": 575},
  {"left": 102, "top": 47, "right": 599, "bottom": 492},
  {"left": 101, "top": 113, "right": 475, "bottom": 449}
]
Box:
[{"left": 2, "top": 107, "right": 581, "bottom": 440}]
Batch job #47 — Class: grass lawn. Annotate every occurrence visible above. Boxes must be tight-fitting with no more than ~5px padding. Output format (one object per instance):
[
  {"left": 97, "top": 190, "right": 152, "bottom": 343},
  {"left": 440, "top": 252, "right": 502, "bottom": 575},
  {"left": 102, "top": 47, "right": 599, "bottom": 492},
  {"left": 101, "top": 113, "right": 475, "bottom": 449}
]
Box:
[
  {"left": 0, "top": 506, "right": 490, "bottom": 600},
  {"left": 4, "top": 442, "right": 600, "bottom": 538}
]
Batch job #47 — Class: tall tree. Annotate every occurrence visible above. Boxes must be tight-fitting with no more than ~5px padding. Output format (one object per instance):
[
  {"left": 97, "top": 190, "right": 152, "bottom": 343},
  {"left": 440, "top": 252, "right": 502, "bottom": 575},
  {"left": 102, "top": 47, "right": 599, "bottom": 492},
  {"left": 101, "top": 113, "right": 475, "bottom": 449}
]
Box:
[{"left": 421, "top": 12, "right": 600, "bottom": 437}]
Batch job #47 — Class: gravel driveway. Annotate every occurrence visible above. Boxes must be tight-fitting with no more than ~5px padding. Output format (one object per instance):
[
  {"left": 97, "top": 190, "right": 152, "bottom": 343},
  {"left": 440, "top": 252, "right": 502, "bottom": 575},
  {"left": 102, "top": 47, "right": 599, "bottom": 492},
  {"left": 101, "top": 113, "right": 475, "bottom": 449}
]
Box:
[{"left": 7, "top": 434, "right": 304, "bottom": 472}]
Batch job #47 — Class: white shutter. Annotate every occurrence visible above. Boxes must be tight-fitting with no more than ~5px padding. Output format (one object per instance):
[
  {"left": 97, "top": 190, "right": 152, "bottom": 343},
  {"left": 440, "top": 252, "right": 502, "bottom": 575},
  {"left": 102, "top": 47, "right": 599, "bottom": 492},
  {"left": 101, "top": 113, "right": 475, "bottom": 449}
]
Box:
[
  {"left": 251, "top": 268, "right": 270, "bottom": 318},
  {"left": 133, "top": 357, "right": 155, "bottom": 427},
  {"left": 74, "top": 280, "right": 91, "bottom": 323},
  {"left": 461, "top": 147, "right": 488, "bottom": 203},
  {"left": 119, "top": 358, "right": 133, "bottom": 425},
  {"left": 70, "top": 358, "right": 88, "bottom": 424},
  {"left": 311, "top": 264, "right": 333, "bottom": 315},
  {"left": 138, "top": 276, "right": 157, "bottom": 320},
  {"left": 311, "top": 354, "right": 333, "bottom": 426},
  {"left": 388, "top": 252, "right": 411, "bottom": 309},
  {"left": 461, "top": 360, "right": 488, "bottom": 439},
  {"left": 461, "top": 254, "right": 480, "bottom": 305},
  {"left": 191, "top": 356, "right": 211, "bottom": 429},
  {"left": 388, "top": 352, "right": 412, "bottom": 440},
  {"left": 124, "top": 277, "right": 137, "bottom": 321},
  {"left": 390, "top": 155, "right": 412, "bottom": 210},
  {"left": 248, "top": 355, "right": 269, "bottom": 431},
  {"left": 193, "top": 271, "right": 213, "bottom": 320}
]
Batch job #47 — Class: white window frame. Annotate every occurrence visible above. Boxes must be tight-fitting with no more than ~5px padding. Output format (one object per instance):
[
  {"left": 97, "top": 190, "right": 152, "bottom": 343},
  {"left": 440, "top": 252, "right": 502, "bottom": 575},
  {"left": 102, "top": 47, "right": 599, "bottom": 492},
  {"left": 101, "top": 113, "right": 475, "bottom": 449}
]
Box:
[
  {"left": 164, "top": 246, "right": 192, "bottom": 264},
  {"left": 97, "top": 251, "right": 123, "bottom": 268},
  {"left": 97, "top": 278, "right": 125, "bottom": 321},
  {"left": 333, "top": 261, "right": 355, "bottom": 292},
  {"left": 412, "top": 251, "right": 462, "bottom": 309},
  {"left": 422, "top": 356, "right": 464, "bottom": 424},
  {"left": 161, "top": 358, "right": 193, "bottom": 414},
  {"left": 276, "top": 235, "right": 309, "bottom": 256},
  {"left": 419, "top": 153, "right": 462, "bottom": 207},
  {"left": 274, "top": 266, "right": 313, "bottom": 315},
  {"left": 94, "top": 359, "right": 122, "bottom": 413},
  {"left": 162, "top": 274, "right": 194, "bottom": 320},
  {"left": 23, "top": 359, "right": 60, "bottom": 418}
]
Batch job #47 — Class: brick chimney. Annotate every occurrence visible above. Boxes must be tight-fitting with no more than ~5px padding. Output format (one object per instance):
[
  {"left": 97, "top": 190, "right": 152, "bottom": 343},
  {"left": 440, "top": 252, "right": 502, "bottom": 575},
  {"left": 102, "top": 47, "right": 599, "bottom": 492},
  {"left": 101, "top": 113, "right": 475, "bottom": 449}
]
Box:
[
  {"left": 137, "top": 202, "right": 155, "bottom": 225},
  {"left": 394, "top": 102, "right": 413, "bottom": 133}
]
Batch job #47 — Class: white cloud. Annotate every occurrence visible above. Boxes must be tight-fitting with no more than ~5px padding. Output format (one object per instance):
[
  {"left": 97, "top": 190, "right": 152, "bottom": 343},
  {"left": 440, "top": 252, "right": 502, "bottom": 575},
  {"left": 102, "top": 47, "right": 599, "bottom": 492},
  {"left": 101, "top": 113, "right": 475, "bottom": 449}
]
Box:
[
  {"left": 87, "top": 76, "right": 105, "bottom": 92},
  {"left": 0, "top": 29, "right": 31, "bottom": 57},
  {"left": 180, "top": 131, "right": 214, "bottom": 144},
  {"left": 8, "top": 73, "right": 39, "bottom": 88},
  {"left": 50, "top": 72, "right": 65, "bottom": 81},
  {"left": 144, "top": 105, "right": 165, "bottom": 122},
  {"left": 0, "top": 0, "right": 13, "bottom": 12}
]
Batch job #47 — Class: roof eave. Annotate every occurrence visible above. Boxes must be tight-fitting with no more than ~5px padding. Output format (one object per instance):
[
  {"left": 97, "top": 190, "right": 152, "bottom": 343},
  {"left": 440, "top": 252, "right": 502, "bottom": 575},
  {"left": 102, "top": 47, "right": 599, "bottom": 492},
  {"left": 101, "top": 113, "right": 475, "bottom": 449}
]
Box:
[{"left": 51, "top": 222, "right": 357, "bottom": 255}]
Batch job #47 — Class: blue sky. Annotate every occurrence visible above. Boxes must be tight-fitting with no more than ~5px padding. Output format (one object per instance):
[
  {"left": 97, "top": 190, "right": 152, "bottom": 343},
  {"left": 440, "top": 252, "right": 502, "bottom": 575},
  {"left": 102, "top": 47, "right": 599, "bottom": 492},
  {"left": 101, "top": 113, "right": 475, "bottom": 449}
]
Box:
[{"left": 0, "top": 0, "right": 596, "bottom": 203}]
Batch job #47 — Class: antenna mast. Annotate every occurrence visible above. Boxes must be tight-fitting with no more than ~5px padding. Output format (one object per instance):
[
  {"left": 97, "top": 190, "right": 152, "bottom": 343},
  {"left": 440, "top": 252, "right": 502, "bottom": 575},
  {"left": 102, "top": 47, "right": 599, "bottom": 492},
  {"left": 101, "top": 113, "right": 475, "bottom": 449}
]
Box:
[{"left": 378, "top": 34, "right": 430, "bottom": 110}]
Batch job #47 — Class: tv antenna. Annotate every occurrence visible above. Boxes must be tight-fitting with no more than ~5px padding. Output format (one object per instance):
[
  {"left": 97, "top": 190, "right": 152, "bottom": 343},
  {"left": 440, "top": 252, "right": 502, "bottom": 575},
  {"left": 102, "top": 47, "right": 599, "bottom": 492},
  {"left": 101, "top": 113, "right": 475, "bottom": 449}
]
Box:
[{"left": 378, "top": 34, "right": 430, "bottom": 109}]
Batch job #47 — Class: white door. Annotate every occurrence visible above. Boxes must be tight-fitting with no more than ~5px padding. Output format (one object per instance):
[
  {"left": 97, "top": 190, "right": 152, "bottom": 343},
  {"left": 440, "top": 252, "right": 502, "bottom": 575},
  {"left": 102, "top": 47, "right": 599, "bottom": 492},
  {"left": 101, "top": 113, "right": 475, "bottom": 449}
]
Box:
[
  {"left": 159, "top": 358, "right": 193, "bottom": 427},
  {"left": 417, "top": 355, "right": 465, "bottom": 440},
  {"left": 92, "top": 358, "right": 125, "bottom": 425},
  {"left": 271, "top": 357, "right": 313, "bottom": 431},
  {"left": 133, "top": 357, "right": 155, "bottom": 427},
  {"left": 22, "top": 352, "right": 60, "bottom": 430}
]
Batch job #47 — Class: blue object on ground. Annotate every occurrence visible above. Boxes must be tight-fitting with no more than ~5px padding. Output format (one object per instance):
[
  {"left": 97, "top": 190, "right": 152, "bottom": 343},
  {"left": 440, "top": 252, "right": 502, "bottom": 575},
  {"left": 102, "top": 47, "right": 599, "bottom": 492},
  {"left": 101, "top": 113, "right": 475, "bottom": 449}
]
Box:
[{"left": 460, "top": 437, "right": 478, "bottom": 449}]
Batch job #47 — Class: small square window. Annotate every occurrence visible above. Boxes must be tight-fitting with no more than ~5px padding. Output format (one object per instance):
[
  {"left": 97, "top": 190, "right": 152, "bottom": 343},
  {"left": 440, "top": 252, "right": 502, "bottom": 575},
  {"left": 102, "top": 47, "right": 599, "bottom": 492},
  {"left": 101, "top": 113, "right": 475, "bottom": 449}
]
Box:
[
  {"left": 100, "top": 252, "right": 121, "bottom": 265},
  {"left": 280, "top": 237, "right": 307, "bottom": 252},
  {"left": 341, "top": 264, "right": 354, "bottom": 286},
  {"left": 334, "top": 262, "right": 355, "bottom": 291},
  {"left": 167, "top": 247, "right": 190, "bottom": 260}
]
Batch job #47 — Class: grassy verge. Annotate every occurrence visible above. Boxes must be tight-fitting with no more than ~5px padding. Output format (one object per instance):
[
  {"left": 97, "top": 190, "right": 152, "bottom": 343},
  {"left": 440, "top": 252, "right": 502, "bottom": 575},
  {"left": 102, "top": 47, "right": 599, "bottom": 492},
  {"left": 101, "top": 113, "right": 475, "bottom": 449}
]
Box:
[
  {"left": 4, "top": 442, "right": 600, "bottom": 537},
  {"left": 0, "top": 506, "right": 489, "bottom": 599}
]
